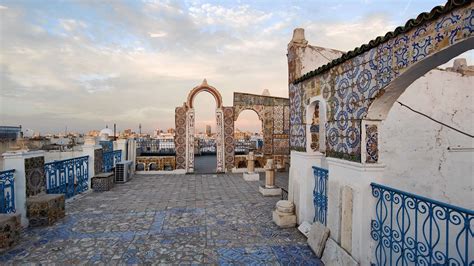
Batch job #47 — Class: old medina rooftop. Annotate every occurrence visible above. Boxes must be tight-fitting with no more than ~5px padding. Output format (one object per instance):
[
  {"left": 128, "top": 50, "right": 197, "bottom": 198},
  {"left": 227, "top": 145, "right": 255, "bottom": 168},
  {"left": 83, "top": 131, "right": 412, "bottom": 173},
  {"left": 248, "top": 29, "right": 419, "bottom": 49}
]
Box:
[{"left": 0, "top": 0, "right": 473, "bottom": 265}]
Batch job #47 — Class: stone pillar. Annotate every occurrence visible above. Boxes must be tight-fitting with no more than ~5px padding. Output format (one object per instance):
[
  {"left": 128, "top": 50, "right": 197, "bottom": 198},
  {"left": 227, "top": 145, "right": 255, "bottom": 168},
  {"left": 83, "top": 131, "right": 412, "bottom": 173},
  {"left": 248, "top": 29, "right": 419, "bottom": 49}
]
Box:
[
  {"left": 2, "top": 150, "right": 44, "bottom": 227},
  {"left": 82, "top": 137, "right": 101, "bottom": 190},
  {"left": 243, "top": 152, "right": 259, "bottom": 181},
  {"left": 116, "top": 138, "right": 127, "bottom": 162},
  {"left": 247, "top": 152, "right": 255, "bottom": 173},
  {"left": 259, "top": 159, "right": 282, "bottom": 196},
  {"left": 273, "top": 200, "right": 297, "bottom": 228}
]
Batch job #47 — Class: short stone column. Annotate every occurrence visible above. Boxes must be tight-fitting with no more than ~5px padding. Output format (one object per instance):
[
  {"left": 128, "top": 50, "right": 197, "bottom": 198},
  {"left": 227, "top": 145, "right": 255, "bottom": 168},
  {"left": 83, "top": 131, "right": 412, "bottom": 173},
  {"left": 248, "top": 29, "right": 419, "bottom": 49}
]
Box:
[
  {"left": 2, "top": 150, "right": 44, "bottom": 227},
  {"left": 243, "top": 152, "right": 259, "bottom": 181},
  {"left": 272, "top": 200, "right": 297, "bottom": 228},
  {"left": 259, "top": 159, "right": 282, "bottom": 196}
]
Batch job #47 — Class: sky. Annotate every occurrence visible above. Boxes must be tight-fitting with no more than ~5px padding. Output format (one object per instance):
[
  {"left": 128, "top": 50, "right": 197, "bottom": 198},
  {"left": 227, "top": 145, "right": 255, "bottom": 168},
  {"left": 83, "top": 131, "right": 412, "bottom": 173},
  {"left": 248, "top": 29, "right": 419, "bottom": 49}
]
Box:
[{"left": 0, "top": 0, "right": 472, "bottom": 134}]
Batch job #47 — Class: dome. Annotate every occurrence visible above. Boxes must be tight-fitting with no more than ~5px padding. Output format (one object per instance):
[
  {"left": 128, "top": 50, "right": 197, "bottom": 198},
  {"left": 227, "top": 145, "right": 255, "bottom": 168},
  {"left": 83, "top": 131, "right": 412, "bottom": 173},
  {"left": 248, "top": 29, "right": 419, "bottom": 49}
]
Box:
[{"left": 99, "top": 128, "right": 114, "bottom": 137}]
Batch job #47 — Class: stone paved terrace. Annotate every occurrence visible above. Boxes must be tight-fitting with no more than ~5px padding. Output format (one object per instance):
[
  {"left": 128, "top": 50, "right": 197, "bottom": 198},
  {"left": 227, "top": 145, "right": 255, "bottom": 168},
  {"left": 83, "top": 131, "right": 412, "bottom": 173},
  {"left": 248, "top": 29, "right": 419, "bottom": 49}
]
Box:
[{"left": 0, "top": 172, "right": 322, "bottom": 265}]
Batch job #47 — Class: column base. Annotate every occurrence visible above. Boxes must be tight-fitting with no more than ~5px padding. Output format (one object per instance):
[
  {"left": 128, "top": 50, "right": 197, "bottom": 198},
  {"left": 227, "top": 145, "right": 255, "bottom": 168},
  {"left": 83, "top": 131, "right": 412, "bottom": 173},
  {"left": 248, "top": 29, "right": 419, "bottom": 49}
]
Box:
[
  {"left": 259, "top": 186, "right": 282, "bottom": 196},
  {"left": 272, "top": 210, "right": 297, "bottom": 228},
  {"left": 243, "top": 172, "right": 260, "bottom": 181}
]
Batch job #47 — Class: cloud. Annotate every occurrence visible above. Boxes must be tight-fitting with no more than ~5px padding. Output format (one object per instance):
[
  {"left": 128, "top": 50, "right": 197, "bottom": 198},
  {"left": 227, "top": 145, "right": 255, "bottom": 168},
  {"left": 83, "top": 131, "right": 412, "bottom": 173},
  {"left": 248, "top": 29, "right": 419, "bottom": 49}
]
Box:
[{"left": 1, "top": 0, "right": 470, "bottom": 134}]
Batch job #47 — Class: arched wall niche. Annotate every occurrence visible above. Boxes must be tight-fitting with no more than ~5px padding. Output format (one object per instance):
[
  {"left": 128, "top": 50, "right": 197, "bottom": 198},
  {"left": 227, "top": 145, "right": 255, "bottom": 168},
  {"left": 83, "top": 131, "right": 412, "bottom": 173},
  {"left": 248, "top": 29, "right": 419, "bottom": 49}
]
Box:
[{"left": 305, "top": 96, "right": 327, "bottom": 153}]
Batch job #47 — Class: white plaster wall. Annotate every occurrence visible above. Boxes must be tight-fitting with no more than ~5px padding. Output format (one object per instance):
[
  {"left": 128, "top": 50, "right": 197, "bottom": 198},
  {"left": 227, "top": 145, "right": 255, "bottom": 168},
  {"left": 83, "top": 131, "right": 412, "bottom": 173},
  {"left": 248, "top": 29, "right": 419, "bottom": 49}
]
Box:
[
  {"left": 379, "top": 69, "right": 474, "bottom": 209},
  {"left": 300, "top": 45, "right": 343, "bottom": 77},
  {"left": 288, "top": 151, "right": 326, "bottom": 224},
  {"left": 44, "top": 150, "right": 84, "bottom": 163}
]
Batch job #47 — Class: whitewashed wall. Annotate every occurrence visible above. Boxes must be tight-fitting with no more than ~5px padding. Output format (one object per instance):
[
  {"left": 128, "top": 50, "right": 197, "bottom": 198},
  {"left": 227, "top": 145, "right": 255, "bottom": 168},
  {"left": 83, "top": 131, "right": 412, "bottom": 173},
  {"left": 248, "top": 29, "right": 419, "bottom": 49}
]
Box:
[
  {"left": 379, "top": 68, "right": 473, "bottom": 209},
  {"left": 44, "top": 150, "right": 84, "bottom": 163}
]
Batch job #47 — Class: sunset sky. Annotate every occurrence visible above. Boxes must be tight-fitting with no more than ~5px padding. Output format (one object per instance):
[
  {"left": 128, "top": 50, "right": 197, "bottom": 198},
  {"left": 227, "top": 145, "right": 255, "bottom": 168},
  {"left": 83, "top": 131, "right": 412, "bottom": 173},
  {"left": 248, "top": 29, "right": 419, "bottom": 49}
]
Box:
[{"left": 1, "top": 0, "right": 471, "bottom": 134}]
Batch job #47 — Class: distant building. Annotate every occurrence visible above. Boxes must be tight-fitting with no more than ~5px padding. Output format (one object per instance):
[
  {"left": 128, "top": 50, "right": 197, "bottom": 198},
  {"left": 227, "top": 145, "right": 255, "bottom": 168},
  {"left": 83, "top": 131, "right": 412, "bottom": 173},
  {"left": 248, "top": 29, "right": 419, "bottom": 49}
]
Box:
[
  {"left": 0, "top": 126, "right": 22, "bottom": 141},
  {"left": 167, "top": 128, "right": 175, "bottom": 134},
  {"left": 205, "top": 125, "right": 211, "bottom": 136}
]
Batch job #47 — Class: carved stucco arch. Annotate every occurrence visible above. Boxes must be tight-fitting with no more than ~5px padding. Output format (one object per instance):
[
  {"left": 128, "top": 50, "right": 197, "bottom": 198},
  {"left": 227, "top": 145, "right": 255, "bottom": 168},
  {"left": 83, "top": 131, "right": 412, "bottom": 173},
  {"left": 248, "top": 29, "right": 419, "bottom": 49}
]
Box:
[
  {"left": 186, "top": 79, "right": 223, "bottom": 109},
  {"left": 233, "top": 106, "right": 264, "bottom": 122},
  {"left": 184, "top": 79, "right": 225, "bottom": 173}
]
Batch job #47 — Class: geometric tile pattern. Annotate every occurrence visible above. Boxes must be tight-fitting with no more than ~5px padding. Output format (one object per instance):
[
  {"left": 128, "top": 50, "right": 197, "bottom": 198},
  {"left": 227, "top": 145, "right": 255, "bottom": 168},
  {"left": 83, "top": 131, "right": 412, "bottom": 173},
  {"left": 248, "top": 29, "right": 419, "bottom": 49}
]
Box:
[
  {"left": 223, "top": 107, "right": 235, "bottom": 170},
  {"left": 289, "top": 2, "right": 473, "bottom": 161},
  {"left": 25, "top": 156, "right": 46, "bottom": 197},
  {"left": 365, "top": 124, "right": 378, "bottom": 163},
  {"left": 1, "top": 173, "right": 321, "bottom": 264},
  {"left": 175, "top": 106, "right": 187, "bottom": 170}
]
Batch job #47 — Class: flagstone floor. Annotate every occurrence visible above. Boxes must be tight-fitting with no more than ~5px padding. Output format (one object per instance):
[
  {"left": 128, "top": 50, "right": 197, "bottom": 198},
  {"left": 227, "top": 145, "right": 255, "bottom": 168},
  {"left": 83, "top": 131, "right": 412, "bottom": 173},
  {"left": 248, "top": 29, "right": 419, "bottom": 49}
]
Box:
[{"left": 0, "top": 172, "right": 322, "bottom": 265}]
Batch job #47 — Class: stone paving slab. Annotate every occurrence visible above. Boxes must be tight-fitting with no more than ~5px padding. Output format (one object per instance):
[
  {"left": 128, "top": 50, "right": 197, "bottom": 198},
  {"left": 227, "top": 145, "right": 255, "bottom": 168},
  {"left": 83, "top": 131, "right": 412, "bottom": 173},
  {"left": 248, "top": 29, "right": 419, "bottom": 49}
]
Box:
[{"left": 0, "top": 173, "right": 322, "bottom": 265}]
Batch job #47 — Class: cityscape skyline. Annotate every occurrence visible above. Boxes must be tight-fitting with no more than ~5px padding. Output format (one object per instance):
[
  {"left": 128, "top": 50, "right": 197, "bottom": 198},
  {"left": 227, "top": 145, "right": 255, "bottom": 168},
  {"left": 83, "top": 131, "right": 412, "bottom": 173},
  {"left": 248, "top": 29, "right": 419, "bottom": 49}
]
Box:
[{"left": 1, "top": 0, "right": 472, "bottom": 134}]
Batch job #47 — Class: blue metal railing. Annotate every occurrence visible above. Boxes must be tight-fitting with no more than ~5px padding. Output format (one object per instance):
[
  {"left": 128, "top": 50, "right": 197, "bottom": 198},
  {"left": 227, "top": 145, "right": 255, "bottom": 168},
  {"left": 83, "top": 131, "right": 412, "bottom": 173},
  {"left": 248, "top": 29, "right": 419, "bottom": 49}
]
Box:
[
  {"left": 44, "top": 156, "right": 89, "bottom": 199},
  {"left": 102, "top": 150, "right": 122, "bottom": 172},
  {"left": 0, "top": 169, "right": 15, "bottom": 213},
  {"left": 371, "top": 183, "right": 473, "bottom": 266},
  {"left": 313, "top": 166, "right": 328, "bottom": 225}
]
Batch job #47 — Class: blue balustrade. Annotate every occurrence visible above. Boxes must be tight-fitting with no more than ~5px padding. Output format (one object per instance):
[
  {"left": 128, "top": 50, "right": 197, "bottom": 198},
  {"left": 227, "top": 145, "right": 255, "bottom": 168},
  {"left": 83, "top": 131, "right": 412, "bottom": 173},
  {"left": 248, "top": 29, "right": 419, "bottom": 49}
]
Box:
[
  {"left": 0, "top": 169, "right": 15, "bottom": 213},
  {"left": 312, "top": 166, "right": 328, "bottom": 225},
  {"left": 371, "top": 183, "right": 473, "bottom": 266},
  {"left": 102, "top": 150, "right": 122, "bottom": 172},
  {"left": 44, "top": 156, "right": 89, "bottom": 199}
]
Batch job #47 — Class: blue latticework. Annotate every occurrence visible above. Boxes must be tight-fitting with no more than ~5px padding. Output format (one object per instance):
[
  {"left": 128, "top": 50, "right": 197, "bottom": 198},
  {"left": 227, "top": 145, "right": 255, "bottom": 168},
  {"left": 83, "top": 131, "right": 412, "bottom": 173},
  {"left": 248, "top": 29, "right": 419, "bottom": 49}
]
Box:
[
  {"left": 371, "top": 183, "right": 473, "bottom": 266},
  {"left": 0, "top": 169, "right": 15, "bottom": 213},
  {"left": 312, "top": 166, "right": 328, "bottom": 225},
  {"left": 44, "top": 156, "right": 89, "bottom": 199},
  {"left": 99, "top": 140, "right": 113, "bottom": 152},
  {"left": 102, "top": 150, "right": 122, "bottom": 172}
]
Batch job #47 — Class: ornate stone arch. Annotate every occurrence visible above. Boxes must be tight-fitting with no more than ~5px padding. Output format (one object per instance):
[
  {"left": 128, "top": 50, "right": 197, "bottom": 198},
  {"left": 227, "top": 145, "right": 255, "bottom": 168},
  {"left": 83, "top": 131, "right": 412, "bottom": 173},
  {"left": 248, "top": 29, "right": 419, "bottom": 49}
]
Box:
[
  {"left": 186, "top": 79, "right": 223, "bottom": 109},
  {"left": 175, "top": 79, "right": 226, "bottom": 173},
  {"left": 233, "top": 106, "right": 264, "bottom": 122}
]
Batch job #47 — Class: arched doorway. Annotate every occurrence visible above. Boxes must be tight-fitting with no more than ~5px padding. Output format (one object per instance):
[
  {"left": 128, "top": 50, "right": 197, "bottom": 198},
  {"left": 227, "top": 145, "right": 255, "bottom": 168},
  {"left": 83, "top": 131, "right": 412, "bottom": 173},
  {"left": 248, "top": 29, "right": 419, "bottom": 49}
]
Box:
[
  {"left": 193, "top": 92, "right": 218, "bottom": 173},
  {"left": 176, "top": 79, "right": 226, "bottom": 173},
  {"left": 234, "top": 109, "right": 264, "bottom": 169}
]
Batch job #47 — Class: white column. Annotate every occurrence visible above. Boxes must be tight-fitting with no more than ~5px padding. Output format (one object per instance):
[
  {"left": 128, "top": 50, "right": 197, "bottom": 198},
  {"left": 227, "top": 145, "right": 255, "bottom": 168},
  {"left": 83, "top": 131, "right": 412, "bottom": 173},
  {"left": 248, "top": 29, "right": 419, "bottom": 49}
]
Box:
[
  {"left": 116, "top": 139, "right": 127, "bottom": 162},
  {"left": 127, "top": 138, "right": 137, "bottom": 173},
  {"left": 3, "top": 150, "right": 44, "bottom": 227},
  {"left": 325, "top": 157, "right": 385, "bottom": 265},
  {"left": 288, "top": 150, "right": 325, "bottom": 225},
  {"left": 82, "top": 137, "right": 101, "bottom": 190}
]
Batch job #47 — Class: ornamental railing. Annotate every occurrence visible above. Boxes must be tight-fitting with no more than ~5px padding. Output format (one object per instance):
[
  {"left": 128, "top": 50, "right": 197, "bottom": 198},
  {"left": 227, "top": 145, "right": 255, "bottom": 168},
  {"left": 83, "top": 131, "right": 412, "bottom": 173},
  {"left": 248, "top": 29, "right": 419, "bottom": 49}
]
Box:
[
  {"left": 313, "top": 166, "right": 328, "bottom": 225},
  {"left": 44, "top": 156, "right": 89, "bottom": 199},
  {"left": 102, "top": 150, "right": 122, "bottom": 172},
  {"left": 371, "top": 183, "right": 473, "bottom": 266},
  {"left": 0, "top": 169, "right": 15, "bottom": 213}
]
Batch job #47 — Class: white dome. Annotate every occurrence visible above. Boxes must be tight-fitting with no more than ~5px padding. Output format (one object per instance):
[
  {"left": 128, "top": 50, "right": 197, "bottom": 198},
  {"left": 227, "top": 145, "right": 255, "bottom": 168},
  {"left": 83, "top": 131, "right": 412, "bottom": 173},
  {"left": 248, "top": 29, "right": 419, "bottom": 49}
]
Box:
[{"left": 99, "top": 128, "right": 114, "bottom": 137}]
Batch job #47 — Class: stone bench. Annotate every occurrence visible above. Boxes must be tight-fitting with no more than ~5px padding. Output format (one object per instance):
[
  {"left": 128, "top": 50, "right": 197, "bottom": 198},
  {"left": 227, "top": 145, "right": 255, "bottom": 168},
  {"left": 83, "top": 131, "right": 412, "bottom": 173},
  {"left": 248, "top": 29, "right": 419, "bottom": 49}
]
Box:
[
  {"left": 0, "top": 214, "right": 21, "bottom": 252},
  {"left": 92, "top": 172, "right": 114, "bottom": 192},
  {"left": 26, "top": 194, "right": 65, "bottom": 227}
]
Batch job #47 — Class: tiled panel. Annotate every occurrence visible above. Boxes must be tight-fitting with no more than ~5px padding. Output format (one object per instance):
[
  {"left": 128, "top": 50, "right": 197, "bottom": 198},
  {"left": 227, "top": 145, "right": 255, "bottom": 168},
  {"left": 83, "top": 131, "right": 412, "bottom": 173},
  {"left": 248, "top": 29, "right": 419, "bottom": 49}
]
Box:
[
  {"left": 25, "top": 156, "right": 46, "bottom": 197},
  {"left": 223, "top": 107, "right": 235, "bottom": 170},
  {"left": 175, "top": 106, "right": 187, "bottom": 170}
]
